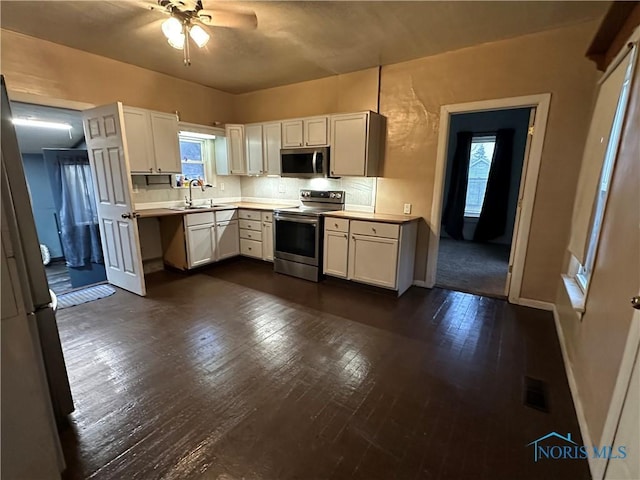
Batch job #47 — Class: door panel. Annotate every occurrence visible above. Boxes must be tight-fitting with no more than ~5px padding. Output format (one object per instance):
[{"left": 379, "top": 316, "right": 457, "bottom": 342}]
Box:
[
  {"left": 324, "top": 230, "right": 348, "bottom": 278},
  {"left": 262, "top": 221, "right": 273, "bottom": 261},
  {"left": 282, "top": 120, "right": 303, "bottom": 148},
  {"left": 83, "top": 103, "right": 146, "bottom": 296},
  {"left": 331, "top": 113, "right": 367, "bottom": 176},
  {"left": 349, "top": 234, "right": 398, "bottom": 288},
  {"left": 216, "top": 221, "right": 239, "bottom": 261},
  {"left": 263, "top": 123, "right": 282, "bottom": 175},
  {"left": 187, "top": 224, "right": 215, "bottom": 267},
  {"left": 122, "top": 107, "right": 153, "bottom": 173},
  {"left": 245, "top": 124, "right": 264, "bottom": 175},
  {"left": 305, "top": 117, "right": 328, "bottom": 146},
  {"left": 150, "top": 112, "right": 180, "bottom": 174}
]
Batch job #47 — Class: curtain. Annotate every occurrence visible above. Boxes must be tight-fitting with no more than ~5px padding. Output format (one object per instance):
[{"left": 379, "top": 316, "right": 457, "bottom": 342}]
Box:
[
  {"left": 473, "top": 129, "right": 514, "bottom": 242},
  {"left": 442, "top": 131, "right": 473, "bottom": 240},
  {"left": 58, "top": 156, "right": 103, "bottom": 267}
]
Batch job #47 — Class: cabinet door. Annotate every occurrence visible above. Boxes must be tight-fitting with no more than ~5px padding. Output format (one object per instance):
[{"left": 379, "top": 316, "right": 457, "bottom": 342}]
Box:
[
  {"left": 324, "top": 229, "right": 349, "bottom": 278},
  {"left": 214, "top": 136, "right": 229, "bottom": 175},
  {"left": 226, "top": 125, "right": 246, "bottom": 174},
  {"left": 348, "top": 234, "right": 398, "bottom": 289},
  {"left": 245, "top": 124, "right": 264, "bottom": 175},
  {"left": 262, "top": 221, "right": 273, "bottom": 261},
  {"left": 150, "top": 112, "right": 181, "bottom": 174},
  {"left": 187, "top": 223, "right": 215, "bottom": 268},
  {"left": 263, "top": 122, "right": 282, "bottom": 175},
  {"left": 331, "top": 113, "right": 368, "bottom": 177},
  {"left": 304, "top": 116, "right": 329, "bottom": 147},
  {"left": 282, "top": 120, "right": 304, "bottom": 148},
  {"left": 123, "top": 107, "right": 154, "bottom": 173},
  {"left": 216, "top": 220, "right": 239, "bottom": 260}
]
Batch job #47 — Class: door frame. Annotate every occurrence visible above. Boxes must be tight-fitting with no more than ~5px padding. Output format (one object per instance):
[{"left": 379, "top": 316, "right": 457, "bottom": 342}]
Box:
[{"left": 426, "top": 93, "right": 551, "bottom": 304}]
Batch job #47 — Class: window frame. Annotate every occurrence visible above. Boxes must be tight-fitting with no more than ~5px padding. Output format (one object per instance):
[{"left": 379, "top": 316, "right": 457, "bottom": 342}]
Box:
[
  {"left": 179, "top": 136, "right": 208, "bottom": 183},
  {"left": 464, "top": 134, "right": 497, "bottom": 218},
  {"left": 573, "top": 45, "right": 636, "bottom": 295}
]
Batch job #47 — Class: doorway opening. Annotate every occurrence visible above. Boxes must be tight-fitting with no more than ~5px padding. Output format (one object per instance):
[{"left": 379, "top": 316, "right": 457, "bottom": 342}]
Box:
[
  {"left": 424, "top": 93, "right": 551, "bottom": 307},
  {"left": 12, "top": 102, "right": 107, "bottom": 295},
  {"left": 436, "top": 107, "right": 533, "bottom": 297}
]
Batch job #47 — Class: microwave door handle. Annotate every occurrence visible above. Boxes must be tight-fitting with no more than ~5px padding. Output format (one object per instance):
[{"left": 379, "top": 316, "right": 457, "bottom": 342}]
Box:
[{"left": 312, "top": 151, "right": 318, "bottom": 174}]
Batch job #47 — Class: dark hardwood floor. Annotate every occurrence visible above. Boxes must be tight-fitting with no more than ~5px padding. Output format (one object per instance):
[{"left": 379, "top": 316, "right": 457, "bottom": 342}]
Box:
[
  {"left": 56, "top": 258, "right": 589, "bottom": 480},
  {"left": 46, "top": 259, "right": 73, "bottom": 295}
]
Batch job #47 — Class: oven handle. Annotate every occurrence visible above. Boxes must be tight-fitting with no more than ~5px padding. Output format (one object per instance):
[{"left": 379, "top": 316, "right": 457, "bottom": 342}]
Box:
[
  {"left": 274, "top": 214, "right": 319, "bottom": 225},
  {"left": 312, "top": 151, "right": 318, "bottom": 174}
]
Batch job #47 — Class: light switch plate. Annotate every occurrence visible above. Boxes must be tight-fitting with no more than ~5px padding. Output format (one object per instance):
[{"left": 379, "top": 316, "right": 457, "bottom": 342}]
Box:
[
  {"left": 220, "top": 182, "right": 225, "bottom": 191},
  {"left": 403, "top": 203, "right": 412, "bottom": 214}
]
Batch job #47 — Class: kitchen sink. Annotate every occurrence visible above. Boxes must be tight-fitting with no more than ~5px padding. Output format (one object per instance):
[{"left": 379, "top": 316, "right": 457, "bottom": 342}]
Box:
[{"left": 170, "top": 204, "right": 230, "bottom": 211}]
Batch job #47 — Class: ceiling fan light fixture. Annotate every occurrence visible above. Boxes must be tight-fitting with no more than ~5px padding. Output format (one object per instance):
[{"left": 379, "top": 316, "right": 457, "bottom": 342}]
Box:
[
  {"left": 189, "top": 24, "right": 210, "bottom": 48},
  {"left": 167, "top": 32, "right": 185, "bottom": 50},
  {"left": 161, "top": 16, "right": 182, "bottom": 39}
]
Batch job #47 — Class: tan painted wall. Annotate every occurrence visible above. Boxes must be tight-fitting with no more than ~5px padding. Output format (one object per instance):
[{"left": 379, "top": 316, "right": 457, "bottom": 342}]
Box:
[
  {"left": 234, "top": 22, "right": 600, "bottom": 302},
  {"left": 555, "top": 31, "right": 640, "bottom": 447},
  {"left": 234, "top": 67, "right": 380, "bottom": 123},
  {"left": 0, "top": 29, "right": 234, "bottom": 125}
]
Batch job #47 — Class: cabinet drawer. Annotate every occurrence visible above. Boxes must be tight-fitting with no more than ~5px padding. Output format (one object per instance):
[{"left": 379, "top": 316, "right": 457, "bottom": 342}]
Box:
[
  {"left": 350, "top": 220, "right": 399, "bottom": 239},
  {"left": 215, "top": 209, "right": 238, "bottom": 223},
  {"left": 239, "top": 209, "right": 261, "bottom": 220},
  {"left": 240, "top": 229, "right": 263, "bottom": 241},
  {"left": 185, "top": 211, "right": 215, "bottom": 226},
  {"left": 261, "top": 211, "right": 273, "bottom": 223},
  {"left": 240, "top": 238, "right": 263, "bottom": 258},
  {"left": 239, "top": 219, "right": 261, "bottom": 231},
  {"left": 325, "top": 217, "right": 349, "bottom": 233}
]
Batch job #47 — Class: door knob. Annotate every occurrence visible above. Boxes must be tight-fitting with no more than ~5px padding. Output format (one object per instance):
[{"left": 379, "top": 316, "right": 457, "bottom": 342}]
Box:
[
  {"left": 632, "top": 296, "right": 640, "bottom": 310},
  {"left": 121, "top": 213, "right": 132, "bottom": 219}
]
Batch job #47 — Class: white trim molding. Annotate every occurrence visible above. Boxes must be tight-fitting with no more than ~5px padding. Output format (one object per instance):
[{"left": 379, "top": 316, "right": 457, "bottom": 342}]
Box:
[
  {"left": 552, "top": 305, "right": 596, "bottom": 478},
  {"left": 426, "top": 93, "right": 552, "bottom": 307},
  {"left": 516, "top": 297, "right": 554, "bottom": 311}
]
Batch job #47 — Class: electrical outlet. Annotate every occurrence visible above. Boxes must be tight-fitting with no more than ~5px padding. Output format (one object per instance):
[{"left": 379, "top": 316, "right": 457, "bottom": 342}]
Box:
[
  {"left": 403, "top": 203, "right": 412, "bottom": 214},
  {"left": 278, "top": 182, "right": 286, "bottom": 193},
  {"left": 220, "top": 182, "right": 225, "bottom": 191},
  {"left": 132, "top": 184, "right": 139, "bottom": 194}
]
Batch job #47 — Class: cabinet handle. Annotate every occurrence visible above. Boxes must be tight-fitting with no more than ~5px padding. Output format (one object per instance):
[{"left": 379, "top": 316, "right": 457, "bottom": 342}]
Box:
[
  {"left": 334, "top": 223, "right": 338, "bottom": 228},
  {"left": 248, "top": 247, "right": 252, "bottom": 250},
  {"left": 344, "top": 234, "right": 348, "bottom": 238},
  {"left": 372, "top": 228, "right": 377, "bottom": 234},
  {"left": 158, "top": 168, "right": 162, "bottom": 173},
  {"left": 149, "top": 167, "right": 153, "bottom": 173}
]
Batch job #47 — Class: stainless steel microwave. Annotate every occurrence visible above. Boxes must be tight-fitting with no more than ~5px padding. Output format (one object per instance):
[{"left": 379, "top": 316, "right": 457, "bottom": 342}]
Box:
[{"left": 280, "top": 147, "right": 329, "bottom": 178}]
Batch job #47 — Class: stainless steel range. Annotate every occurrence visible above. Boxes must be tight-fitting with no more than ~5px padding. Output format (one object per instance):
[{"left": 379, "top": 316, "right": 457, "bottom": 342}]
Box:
[{"left": 274, "top": 190, "right": 345, "bottom": 282}]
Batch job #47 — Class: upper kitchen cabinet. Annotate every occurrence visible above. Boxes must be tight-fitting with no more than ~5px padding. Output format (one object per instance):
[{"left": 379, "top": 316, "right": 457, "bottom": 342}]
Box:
[
  {"left": 282, "top": 116, "right": 329, "bottom": 149},
  {"left": 225, "top": 124, "right": 246, "bottom": 175},
  {"left": 330, "top": 111, "right": 384, "bottom": 177},
  {"left": 245, "top": 124, "right": 265, "bottom": 175},
  {"left": 262, "top": 122, "right": 282, "bottom": 175},
  {"left": 123, "top": 106, "right": 180, "bottom": 175}
]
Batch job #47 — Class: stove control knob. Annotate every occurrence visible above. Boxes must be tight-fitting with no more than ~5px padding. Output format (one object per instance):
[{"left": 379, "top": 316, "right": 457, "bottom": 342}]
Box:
[
  {"left": 330, "top": 192, "right": 336, "bottom": 198},
  {"left": 335, "top": 193, "right": 342, "bottom": 199}
]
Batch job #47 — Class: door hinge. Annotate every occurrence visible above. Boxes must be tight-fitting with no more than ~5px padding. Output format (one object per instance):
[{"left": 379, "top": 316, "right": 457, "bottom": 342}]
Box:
[
  {"left": 518, "top": 198, "right": 523, "bottom": 208},
  {"left": 508, "top": 265, "right": 513, "bottom": 273},
  {"left": 528, "top": 126, "right": 535, "bottom": 136}
]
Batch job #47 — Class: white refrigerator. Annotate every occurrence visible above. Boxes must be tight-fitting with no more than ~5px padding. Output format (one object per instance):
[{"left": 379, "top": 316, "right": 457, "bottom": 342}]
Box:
[{"left": 1, "top": 77, "right": 74, "bottom": 428}]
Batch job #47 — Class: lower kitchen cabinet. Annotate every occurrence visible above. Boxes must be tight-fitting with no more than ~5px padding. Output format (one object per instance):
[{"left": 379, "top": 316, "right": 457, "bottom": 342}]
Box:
[
  {"left": 324, "top": 217, "right": 418, "bottom": 296},
  {"left": 240, "top": 238, "right": 262, "bottom": 258},
  {"left": 323, "top": 218, "right": 350, "bottom": 278},
  {"left": 239, "top": 209, "right": 274, "bottom": 262},
  {"left": 186, "top": 223, "right": 215, "bottom": 268},
  {"left": 215, "top": 220, "right": 239, "bottom": 260},
  {"left": 262, "top": 220, "right": 274, "bottom": 261}
]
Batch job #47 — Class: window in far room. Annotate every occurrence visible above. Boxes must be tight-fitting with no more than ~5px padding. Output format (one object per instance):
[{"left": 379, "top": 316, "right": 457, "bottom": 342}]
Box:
[{"left": 464, "top": 135, "right": 496, "bottom": 217}]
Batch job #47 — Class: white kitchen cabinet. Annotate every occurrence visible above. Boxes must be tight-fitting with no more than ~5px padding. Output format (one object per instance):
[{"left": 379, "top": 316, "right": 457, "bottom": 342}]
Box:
[
  {"left": 330, "top": 111, "right": 383, "bottom": 177},
  {"left": 282, "top": 120, "right": 304, "bottom": 148},
  {"left": 123, "top": 107, "right": 154, "bottom": 173},
  {"left": 324, "top": 230, "right": 349, "bottom": 278},
  {"left": 150, "top": 112, "right": 181, "bottom": 174},
  {"left": 215, "top": 220, "right": 240, "bottom": 260},
  {"left": 262, "top": 122, "right": 282, "bottom": 175},
  {"left": 186, "top": 223, "right": 215, "bottom": 268},
  {"left": 123, "top": 106, "right": 180, "bottom": 174},
  {"left": 225, "top": 124, "right": 246, "bottom": 175},
  {"left": 262, "top": 220, "right": 273, "bottom": 261},
  {"left": 304, "top": 116, "right": 329, "bottom": 146},
  {"left": 349, "top": 234, "right": 398, "bottom": 289},
  {"left": 282, "top": 117, "right": 330, "bottom": 149},
  {"left": 245, "top": 124, "right": 264, "bottom": 175}
]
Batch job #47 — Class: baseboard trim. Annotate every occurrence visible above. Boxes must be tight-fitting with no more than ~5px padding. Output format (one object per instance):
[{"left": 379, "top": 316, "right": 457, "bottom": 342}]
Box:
[
  {"left": 516, "top": 297, "right": 554, "bottom": 311},
  {"left": 412, "top": 280, "right": 429, "bottom": 288},
  {"left": 552, "top": 305, "right": 596, "bottom": 478}
]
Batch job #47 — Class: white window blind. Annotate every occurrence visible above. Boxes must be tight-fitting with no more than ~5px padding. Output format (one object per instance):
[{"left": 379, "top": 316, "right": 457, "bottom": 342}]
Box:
[{"left": 567, "top": 49, "right": 632, "bottom": 264}]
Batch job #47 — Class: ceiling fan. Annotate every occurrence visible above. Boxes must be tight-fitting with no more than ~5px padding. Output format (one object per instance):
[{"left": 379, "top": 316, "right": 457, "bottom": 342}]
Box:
[{"left": 147, "top": 0, "right": 257, "bottom": 66}]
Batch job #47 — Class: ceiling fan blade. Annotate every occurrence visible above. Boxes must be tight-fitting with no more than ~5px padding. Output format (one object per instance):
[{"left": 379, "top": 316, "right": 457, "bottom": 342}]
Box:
[{"left": 197, "top": 9, "right": 257, "bottom": 30}]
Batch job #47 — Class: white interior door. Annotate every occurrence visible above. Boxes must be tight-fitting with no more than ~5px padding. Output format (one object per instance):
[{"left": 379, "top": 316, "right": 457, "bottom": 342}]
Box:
[
  {"left": 602, "top": 300, "right": 640, "bottom": 480},
  {"left": 82, "top": 103, "right": 146, "bottom": 296}
]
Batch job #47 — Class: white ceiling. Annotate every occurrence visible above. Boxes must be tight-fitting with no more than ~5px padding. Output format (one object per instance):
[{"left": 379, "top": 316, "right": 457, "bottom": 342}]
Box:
[
  {"left": 11, "top": 103, "right": 85, "bottom": 154},
  {"left": 1, "top": 1, "right": 609, "bottom": 94}
]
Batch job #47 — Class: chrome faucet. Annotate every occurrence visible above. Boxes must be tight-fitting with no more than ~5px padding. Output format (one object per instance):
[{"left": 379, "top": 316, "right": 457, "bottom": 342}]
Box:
[{"left": 184, "top": 178, "right": 211, "bottom": 207}]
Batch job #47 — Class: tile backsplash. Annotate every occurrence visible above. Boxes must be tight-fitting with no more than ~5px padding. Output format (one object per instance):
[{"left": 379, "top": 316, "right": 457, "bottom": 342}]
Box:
[
  {"left": 240, "top": 177, "right": 377, "bottom": 210},
  {"left": 133, "top": 174, "right": 376, "bottom": 210}
]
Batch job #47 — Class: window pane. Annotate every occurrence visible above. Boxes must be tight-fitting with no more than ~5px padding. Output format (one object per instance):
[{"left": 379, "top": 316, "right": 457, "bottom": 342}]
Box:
[
  {"left": 464, "top": 137, "right": 496, "bottom": 217},
  {"left": 181, "top": 162, "right": 205, "bottom": 180},
  {"left": 179, "top": 140, "right": 203, "bottom": 161}
]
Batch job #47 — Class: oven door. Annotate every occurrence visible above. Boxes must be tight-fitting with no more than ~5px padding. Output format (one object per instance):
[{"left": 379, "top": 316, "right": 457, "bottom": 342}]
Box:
[{"left": 274, "top": 214, "right": 320, "bottom": 266}]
